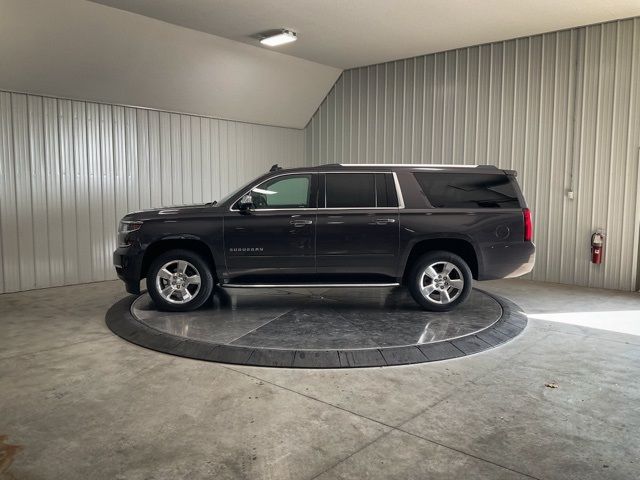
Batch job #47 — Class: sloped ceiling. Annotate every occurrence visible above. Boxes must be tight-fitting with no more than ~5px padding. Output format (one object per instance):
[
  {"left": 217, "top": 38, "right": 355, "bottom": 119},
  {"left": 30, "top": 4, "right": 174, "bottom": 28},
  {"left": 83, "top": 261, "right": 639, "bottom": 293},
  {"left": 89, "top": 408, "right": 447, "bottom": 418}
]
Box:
[
  {"left": 0, "top": 0, "right": 341, "bottom": 128},
  {"left": 90, "top": 0, "right": 640, "bottom": 69}
]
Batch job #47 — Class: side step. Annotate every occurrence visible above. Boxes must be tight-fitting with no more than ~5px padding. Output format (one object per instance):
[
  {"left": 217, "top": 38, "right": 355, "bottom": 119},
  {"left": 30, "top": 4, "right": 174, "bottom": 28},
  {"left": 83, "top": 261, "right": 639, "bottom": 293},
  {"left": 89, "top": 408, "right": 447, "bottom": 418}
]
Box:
[{"left": 222, "top": 283, "right": 400, "bottom": 289}]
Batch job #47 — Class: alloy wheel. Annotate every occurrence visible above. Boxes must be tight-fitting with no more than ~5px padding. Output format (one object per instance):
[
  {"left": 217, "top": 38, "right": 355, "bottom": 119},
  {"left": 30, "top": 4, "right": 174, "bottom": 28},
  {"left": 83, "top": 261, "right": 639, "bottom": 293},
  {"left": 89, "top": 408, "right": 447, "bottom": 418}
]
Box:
[
  {"left": 419, "top": 261, "right": 464, "bottom": 305},
  {"left": 155, "top": 260, "right": 202, "bottom": 304}
]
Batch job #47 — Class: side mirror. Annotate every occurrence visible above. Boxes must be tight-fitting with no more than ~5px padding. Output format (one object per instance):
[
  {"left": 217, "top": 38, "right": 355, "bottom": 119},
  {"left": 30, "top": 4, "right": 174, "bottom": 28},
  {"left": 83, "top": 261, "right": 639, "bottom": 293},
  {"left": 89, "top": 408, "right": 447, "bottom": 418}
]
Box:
[{"left": 239, "top": 194, "right": 254, "bottom": 212}]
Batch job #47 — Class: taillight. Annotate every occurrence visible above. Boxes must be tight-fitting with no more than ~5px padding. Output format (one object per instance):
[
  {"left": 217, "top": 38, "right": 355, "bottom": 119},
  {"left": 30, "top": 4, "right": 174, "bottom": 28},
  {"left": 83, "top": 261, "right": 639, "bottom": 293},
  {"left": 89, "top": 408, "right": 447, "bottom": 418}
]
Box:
[{"left": 523, "top": 208, "right": 533, "bottom": 242}]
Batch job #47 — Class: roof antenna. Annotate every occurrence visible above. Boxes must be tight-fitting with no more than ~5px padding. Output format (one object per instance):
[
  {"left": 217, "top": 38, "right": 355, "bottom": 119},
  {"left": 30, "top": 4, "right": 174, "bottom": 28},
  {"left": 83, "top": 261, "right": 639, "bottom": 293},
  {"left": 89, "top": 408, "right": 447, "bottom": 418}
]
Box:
[{"left": 269, "top": 164, "right": 282, "bottom": 172}]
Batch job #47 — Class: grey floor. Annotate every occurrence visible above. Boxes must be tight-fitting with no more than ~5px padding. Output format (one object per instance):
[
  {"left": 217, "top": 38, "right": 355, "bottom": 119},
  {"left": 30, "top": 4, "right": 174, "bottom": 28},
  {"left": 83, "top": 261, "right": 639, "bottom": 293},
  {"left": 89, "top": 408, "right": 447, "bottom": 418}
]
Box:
[{"left": 1, "top": 279, "right": 639, "bottom": 480}]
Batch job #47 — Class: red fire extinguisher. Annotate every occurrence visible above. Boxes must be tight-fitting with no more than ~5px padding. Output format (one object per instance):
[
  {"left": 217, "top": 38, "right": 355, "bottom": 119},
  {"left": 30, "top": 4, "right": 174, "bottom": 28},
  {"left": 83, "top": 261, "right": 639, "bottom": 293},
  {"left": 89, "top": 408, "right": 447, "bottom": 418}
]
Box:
[{"left": 591, "top": 231, "right": 605, "bottom": 264}]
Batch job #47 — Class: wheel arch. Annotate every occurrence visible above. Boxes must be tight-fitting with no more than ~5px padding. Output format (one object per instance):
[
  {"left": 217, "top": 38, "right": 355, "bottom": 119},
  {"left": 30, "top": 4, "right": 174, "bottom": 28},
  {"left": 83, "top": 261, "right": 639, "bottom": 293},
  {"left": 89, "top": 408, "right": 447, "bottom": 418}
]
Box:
[
  {"left": 401, "top": 236, "right": 480, "bottom": 284},
  {"left": 141, "top": 237, "right": 217, "bottom": 280}
]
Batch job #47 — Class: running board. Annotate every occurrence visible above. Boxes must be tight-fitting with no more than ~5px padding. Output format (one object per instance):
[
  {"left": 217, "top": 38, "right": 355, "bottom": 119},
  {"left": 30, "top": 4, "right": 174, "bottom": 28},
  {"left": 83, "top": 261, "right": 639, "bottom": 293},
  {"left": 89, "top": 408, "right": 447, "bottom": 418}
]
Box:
[{"left": 222, "top": 283, "right": 400, "bottom": 289}]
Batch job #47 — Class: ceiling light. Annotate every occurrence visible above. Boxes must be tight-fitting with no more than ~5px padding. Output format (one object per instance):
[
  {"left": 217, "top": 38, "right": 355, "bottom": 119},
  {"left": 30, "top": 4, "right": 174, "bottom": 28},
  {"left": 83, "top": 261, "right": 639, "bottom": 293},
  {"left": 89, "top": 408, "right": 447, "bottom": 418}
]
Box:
[{"left": 260, "top": 30, "right": 297, "bottom": 47}]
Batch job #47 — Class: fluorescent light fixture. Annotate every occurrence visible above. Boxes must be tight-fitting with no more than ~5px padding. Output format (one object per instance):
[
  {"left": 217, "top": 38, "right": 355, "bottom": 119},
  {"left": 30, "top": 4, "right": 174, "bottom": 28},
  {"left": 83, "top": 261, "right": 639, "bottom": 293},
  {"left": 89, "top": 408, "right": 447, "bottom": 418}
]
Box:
[{"left": 260, "top": 30, "right": 297, "bottom": 47}]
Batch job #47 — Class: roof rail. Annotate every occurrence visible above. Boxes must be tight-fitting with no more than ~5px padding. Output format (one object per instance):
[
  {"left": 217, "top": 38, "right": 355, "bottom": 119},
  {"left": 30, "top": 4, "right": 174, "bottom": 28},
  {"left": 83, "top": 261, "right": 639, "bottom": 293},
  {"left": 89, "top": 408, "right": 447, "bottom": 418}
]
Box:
[{"left": 338, "top": 163, "right": 487, "bottom": 168}]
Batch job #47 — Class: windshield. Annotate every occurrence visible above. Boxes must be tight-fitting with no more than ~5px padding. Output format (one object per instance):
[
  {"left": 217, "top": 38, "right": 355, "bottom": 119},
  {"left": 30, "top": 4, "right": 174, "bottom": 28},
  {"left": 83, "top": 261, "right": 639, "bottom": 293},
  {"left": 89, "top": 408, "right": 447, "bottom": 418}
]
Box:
[{"left": 217, "top": 176, "right": 265, "bottom": 206}]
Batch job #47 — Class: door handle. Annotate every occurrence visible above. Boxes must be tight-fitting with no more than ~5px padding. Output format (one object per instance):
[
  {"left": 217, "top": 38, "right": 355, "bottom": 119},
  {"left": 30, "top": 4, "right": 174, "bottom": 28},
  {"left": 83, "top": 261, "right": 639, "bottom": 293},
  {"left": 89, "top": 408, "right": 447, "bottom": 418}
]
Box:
[
  {"left": 290, "top": 219, "right": 313, "bottom": 227},
  {"left": 376, "top": 218, "right": 396, "bottom": 225}
]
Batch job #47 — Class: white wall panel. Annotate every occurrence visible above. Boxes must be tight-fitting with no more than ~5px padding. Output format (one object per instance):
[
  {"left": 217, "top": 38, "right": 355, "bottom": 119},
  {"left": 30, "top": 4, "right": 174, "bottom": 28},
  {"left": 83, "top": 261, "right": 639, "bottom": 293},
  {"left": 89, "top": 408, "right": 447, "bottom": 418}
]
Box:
[
  {"left": 43, "top": 97, "right": 64, "bottom": 287},
  {"left": 0, "top": 92, "right": 19, "bottom": 292},
  {"left": 0, "top": 91, "right": 305, "bottom": 293},
  {"left": 12, "top": 94, "right": 36, "bottom": 291},
  {"left": 306, "top": 18, "right": 640, "bottom": 291}
]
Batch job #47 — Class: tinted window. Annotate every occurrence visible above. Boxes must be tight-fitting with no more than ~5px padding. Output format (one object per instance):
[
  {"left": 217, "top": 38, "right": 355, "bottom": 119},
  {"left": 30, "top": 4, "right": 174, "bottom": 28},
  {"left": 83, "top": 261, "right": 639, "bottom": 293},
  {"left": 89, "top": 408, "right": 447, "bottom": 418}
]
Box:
[
  {"left": 326, "top": 173, "right": 376, "bottom": 208},
  {"left": 375, "top": 174, "right": 388, "bottom": 207},
  {"left": 251, "top": 175, "right": 311, "bottom": 209},
  {"left": 375, "top": 173, "right": 399, "bottom": 207},
  {"left": 325, "top": 173, "right": 399, "bottom": 208},
  {"left": 414, "top": 172, "right": 520, "bottom": 208}
]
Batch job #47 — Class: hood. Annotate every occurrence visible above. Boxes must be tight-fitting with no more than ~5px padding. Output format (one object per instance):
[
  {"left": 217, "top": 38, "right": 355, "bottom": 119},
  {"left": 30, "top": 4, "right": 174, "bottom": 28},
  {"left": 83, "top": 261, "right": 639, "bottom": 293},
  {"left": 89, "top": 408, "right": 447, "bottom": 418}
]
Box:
[{"left": 122, "top": 203, "right": 221, "bottom": 221}]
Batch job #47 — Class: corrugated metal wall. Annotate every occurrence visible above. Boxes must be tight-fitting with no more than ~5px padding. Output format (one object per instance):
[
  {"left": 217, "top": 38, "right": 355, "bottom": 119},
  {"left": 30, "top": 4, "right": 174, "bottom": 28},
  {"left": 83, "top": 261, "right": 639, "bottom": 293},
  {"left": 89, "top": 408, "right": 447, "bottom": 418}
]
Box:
[
  {"left": 0, "top": 91, "right": 305, "bottom": 293},
  {"left": 306, "top": 17, "right": 640, "bottom": 292}
]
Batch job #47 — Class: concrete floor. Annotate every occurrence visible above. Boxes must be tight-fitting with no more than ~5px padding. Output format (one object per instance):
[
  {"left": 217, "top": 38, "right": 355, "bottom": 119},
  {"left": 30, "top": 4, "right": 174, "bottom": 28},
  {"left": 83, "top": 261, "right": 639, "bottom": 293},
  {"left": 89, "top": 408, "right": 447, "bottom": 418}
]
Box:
[{"left": 0, "top": 280, "right": 639, "bottom": 480}]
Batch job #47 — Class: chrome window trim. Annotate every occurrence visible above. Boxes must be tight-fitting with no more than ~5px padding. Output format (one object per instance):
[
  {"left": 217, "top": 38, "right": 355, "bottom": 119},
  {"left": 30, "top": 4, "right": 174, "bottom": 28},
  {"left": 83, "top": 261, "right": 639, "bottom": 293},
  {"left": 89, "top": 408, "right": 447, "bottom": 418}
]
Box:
[
  {"left": 392, "top": 171, "right": 405, "bottom": 209},
  {"left": 229, "top": 170, "right": 405, "bottom": 212},
  {"left": 230, "top": 208, "right": 319, "bottom": 212},
  {"left": 317, "top": 207, "right": 400, "bottom": 210}
]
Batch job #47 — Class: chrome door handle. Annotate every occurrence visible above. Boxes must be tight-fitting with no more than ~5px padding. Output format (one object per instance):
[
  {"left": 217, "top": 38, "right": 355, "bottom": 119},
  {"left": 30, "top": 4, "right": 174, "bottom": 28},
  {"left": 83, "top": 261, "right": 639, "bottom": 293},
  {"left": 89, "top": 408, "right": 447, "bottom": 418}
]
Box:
[
  {"left": 376, "top": 218, "right": 396, "bottom": 225},
  {"left": 290, "top": 219, "right": 313, "bottom": 227}
]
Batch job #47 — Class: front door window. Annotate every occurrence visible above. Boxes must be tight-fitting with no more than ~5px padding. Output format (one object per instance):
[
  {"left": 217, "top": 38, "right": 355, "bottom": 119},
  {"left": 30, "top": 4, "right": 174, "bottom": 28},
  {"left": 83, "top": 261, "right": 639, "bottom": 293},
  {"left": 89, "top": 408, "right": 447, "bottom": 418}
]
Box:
[{"left": 251, "top": 175, "right": 311, "bottom": 209}]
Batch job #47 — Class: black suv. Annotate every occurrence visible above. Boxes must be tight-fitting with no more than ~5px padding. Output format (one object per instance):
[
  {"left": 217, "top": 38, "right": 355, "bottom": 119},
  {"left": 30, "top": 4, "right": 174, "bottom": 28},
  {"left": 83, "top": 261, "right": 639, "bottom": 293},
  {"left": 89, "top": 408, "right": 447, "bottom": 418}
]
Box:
[{"left": 114, "top": 164, "right": 534, "bottom": 312}]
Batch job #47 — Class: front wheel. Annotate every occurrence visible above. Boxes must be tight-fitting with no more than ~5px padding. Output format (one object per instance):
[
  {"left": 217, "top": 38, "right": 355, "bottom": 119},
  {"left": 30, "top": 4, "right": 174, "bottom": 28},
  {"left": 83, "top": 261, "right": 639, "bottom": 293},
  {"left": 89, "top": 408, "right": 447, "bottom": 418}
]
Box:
[
  {"left": 408, "top": 251, "right": 472, "bottom": 312},
  {"left": 146, "top": 249, "right": 214, "bottom": 312}
]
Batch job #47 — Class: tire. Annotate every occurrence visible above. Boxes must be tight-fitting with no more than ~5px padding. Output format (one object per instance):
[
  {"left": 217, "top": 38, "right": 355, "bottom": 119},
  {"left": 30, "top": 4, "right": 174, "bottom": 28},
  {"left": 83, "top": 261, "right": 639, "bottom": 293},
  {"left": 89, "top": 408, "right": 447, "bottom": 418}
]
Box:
[
  {"left": 408, "top": 250, "right": 473, "bottom": 312},
  {"left": 146, "top": 249, "right": 214, "bottom": 312}
]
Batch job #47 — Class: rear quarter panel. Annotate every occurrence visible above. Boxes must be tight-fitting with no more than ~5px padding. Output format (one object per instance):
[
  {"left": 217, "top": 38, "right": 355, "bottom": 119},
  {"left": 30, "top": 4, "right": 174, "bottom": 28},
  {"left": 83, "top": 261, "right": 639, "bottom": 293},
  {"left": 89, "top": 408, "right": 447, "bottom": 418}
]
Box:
[{"left": 398, "top": 208, "right": 532, "bottom": 280}]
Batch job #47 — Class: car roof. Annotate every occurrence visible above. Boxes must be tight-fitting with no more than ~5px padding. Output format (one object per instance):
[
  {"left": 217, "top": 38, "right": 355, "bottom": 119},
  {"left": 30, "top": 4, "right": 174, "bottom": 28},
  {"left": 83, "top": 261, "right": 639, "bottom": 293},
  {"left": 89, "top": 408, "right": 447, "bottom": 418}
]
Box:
[{"left": 274, "top": 163, "right": 511, "bottom": 174}]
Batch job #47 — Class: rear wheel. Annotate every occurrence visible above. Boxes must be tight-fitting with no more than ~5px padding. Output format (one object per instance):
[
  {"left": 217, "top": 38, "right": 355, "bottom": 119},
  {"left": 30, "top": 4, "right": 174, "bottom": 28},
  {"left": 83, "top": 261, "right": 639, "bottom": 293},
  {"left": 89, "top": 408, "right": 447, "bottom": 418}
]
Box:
[
  {"left": 146, "top": 249, "right": 214, "bottom": 312},
  {"left": 408, "top": 251, "right": 472, "bottom": 312}
]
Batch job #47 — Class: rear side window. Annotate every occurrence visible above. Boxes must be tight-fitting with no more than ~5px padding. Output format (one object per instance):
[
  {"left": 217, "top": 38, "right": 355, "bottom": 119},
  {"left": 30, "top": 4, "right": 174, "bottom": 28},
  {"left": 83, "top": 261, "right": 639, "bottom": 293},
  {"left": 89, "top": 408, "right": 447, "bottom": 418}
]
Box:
[
  {"left": 375, "top": 173, "right": 399, "bottom": 208},
  {"left": 414, "top": 172, "right": 520, "bottom": 208},
  {"left": 325, "top": 173, "right": 398, "bottom": 208}
]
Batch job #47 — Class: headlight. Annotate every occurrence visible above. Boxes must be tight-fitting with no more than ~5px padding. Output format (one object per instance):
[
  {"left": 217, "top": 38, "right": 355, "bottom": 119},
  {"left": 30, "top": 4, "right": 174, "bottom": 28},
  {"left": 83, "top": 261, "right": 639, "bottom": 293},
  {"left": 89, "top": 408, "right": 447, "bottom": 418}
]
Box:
[
  {"left": 118, "top": 220, "right": 143, "bottom": 233},
  {"left": 118, "top": 221, "right": 143, "bottom": 248}
]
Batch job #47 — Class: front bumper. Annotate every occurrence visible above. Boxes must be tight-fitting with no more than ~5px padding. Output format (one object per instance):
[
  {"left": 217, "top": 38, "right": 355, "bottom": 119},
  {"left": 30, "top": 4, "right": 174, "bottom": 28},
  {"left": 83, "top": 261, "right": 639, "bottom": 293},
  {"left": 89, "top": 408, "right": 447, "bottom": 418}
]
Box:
[{"left": 113, "top": 246, "right": 144, "bottom": 294}]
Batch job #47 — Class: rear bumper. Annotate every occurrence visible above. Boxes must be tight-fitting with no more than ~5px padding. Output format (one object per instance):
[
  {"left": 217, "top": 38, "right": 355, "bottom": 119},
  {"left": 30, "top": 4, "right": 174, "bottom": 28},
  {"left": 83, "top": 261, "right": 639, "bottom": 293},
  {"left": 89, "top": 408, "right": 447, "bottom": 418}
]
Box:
[
  {"left": 477, "top": 241, "right": 535, "bottom": 280},
  {"left": 113, "top": 246, "right": 144, "bottom": 294}
]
